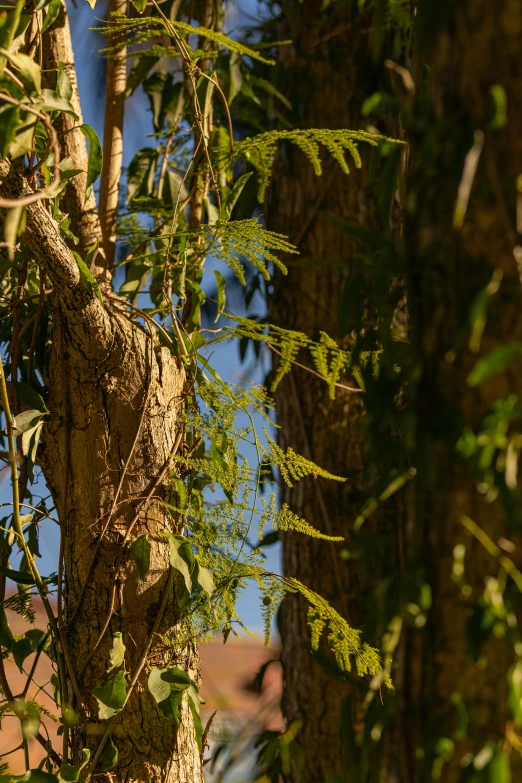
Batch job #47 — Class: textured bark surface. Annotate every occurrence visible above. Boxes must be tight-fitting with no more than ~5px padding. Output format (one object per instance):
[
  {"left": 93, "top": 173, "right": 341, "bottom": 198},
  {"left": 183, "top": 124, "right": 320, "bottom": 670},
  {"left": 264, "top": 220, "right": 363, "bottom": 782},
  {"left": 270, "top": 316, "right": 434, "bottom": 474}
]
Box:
[
  {"left": 267, "top": 3, "right": 396, "bottom": 779},
  {"left": 403, "top": 2, "right": 522, "bottom": 779},
  {"left": 40, "top": 303, "right": 202, "bottom": 783}
]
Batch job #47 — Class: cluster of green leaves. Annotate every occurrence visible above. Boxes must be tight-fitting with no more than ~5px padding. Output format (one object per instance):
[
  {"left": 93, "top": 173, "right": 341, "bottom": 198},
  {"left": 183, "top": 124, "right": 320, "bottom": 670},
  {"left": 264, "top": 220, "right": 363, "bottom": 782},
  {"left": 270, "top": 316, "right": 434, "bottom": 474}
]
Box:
[{"left": 208, "top": 315, "right": 386, "bottom": 398}]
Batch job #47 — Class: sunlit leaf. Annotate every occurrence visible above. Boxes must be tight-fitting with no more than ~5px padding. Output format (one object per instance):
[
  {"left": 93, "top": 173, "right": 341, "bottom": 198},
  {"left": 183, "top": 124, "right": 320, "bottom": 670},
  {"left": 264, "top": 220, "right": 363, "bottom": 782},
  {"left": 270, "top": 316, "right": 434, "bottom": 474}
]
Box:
[
  {"left": 107, "top": 632, "right": 126, "bottom": 673},
  {"left": 92, "top": 671, "right": 127, "bottom": 720},
  {"left": 79, "top": 124, "right": 102, "bottom": 199}
]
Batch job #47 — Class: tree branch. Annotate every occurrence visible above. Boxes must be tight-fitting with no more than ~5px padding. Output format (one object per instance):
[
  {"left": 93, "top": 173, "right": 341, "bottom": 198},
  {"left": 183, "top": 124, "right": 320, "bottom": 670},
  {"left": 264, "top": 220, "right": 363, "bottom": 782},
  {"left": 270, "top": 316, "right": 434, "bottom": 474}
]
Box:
[
  {"left": 42, "top": 0, "right": 108, "bottom": 280},
  {"left": 0, "top": 158, "right": 112, "bottom": 348},
  {"left": 99, "top": 0, "right": 127, "bottom": 270}
]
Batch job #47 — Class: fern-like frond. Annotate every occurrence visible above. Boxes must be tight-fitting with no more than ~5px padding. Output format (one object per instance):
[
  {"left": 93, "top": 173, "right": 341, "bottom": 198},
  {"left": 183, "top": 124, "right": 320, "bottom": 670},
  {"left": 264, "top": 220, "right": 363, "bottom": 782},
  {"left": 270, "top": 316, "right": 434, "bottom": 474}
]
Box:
[
  {"left": 171, "top": 21, "right": 276, "bottom": 65},
  {"left": 206, "top": 316, "right": 379, "bottom": 397},
  {"left": 2, "top": 588, "right": 37, "bottom": 622},
  {"left": 262, "top": 429, "right": 346, "bottom": 487},
  {"left": 276, "top": 503, "right": 344, "bottom": 541},
  {"left": 96, "top": 14, "right": 275, "bottom": 64},
  {"left": 234, "top": 128, "right": 405, "bottom": 201},
  {"left": 236, "top": 566, "right": 391, "bottom": 683},
  {"left": 210, "top": 219, "right": 295, "bottom": 284}
]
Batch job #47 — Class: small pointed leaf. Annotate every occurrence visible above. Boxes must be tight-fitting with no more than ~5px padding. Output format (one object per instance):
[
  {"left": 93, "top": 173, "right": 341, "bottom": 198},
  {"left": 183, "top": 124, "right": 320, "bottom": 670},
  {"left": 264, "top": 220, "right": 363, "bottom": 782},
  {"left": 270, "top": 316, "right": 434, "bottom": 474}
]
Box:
[
  {"left": 129, "top": 534, "right": 150, "bottom": 580},
  {"left": 107, "top": 632, "right": 125, "bottom": 673}
]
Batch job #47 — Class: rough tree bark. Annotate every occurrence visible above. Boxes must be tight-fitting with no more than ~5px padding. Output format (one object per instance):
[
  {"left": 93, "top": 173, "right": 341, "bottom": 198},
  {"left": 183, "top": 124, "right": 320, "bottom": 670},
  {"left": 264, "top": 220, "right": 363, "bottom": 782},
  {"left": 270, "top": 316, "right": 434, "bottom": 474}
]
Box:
[
  {"left": 403, "top": 1, "right": 522, "bottom": 779},
  {"left": 41, "top": 0, "right": 107, "bottom": 276},
  {"left": 267, "top": 2, "right": 402, "bottom": 779},
  {"left": 0, "top": 8, "right": 203, "bottom": 779}
]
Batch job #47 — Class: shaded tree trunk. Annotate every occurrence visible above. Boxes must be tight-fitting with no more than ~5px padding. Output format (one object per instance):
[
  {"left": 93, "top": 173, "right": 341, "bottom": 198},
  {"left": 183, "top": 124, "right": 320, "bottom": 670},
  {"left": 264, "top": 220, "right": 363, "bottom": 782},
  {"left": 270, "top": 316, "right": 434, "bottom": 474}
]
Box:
[
  {"left": 270, "top": 1, "right": 522, "bottom": 782},
  {"left": 267, "top": 3, "right": 404, "bottom": 779},
  {"left": 403, "top": 1, "right": 522, "bottom": 779}
]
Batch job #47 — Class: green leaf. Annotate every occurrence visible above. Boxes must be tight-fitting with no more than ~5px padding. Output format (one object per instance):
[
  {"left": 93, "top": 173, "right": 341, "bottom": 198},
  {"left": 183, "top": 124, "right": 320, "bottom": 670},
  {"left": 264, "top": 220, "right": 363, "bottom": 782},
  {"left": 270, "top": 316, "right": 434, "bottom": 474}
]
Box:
[
  {"left": 1, "top": 609, "right": 14, "bottom": 652},
  {"left": 27, "top": 522, "right": 40, "bottom": 558},
  {"left": 92, "top": 671, "right": 127, "bottom": 720},
  {"left": 467, "top": 343, "right": 522, "bottom": 387},
  {"left": 166, "top": 534, "right": 194, "bottom": 595},
  {"left": 129, "top": 534, "right": 150, "bottom": 580},
  {"left": 79, "top": 124, "right": 102, "bottom": 198},
  {"left": 0, "top": 565, "right": 35, "bottom": 585},
  {"left": 143, "top": 70, "right": 171, "bottom": 130},
  {"left": 125, "top": 55, "right": 159, "bottom": 97},
  {"left": 213, "top": 270, "right": 226, "bottom": 322},
  {"left": 6, "top": 770, "right": 59, "bottom": 783},
  {"left": 107, "top": 632, "right": 125, "bottom": 673},
  {"left": 72, "top": 250, "right": 103, "bottom": 305},
  {"left": 58, "top": 749, "right": 90, "bottom": 782},
  {"left": 0, "top": 104, "right": 21, "bottom": 159},
  {"left": 12, "top": 634, "right": 32, "bottom": 672},
  {"left": 41, "top": 0, "right": 61, "bottom": 34},
  {"left": 126, "top": 147, "right": 158, "bottom": 203},
  {"left": 9, "top": 117, "right": 37, "bottom": 159},
  {"left": 12, "top": 381, "right": 47, "bottom": 412},
  {"left": 3, "top": 50, "right": 41, "bottom": 94},
  {"left": 96, "top": 738, "right": 118, "bottom": 773},
  {"left": 193, "top": 560, "right": 214, "bottom": 596},
  {"left": 172, "top": 476, "right": 187, "bottom": 509},
  {"left": 130, "top": 0, "right": 147, "bottom": 12},
  {"left": 196, "top": 74, "right": 214, "bottom": 143},
  {"left": 187, "top": 683, "right": 203, "bottom": 752},
  {"left": 12, "top": 409, "right": 46, "bottom": 435},
  {"left": 58, "top": 157, "right": 83, "bottom": 182},
  {"left": 221, "top": 172, "right": 252, "bottom": 220},
  {"left": 0, "top": 0, "right": 25, "bottom": 78},
  {"left": 147, "top": 667, "right": 191, "bottom": 728},
  {"left": 56, "top": 63, "right": 73, "bottom": 101},
  {"left": 3, "top": 204, "right": 24, "bottom": 262},
  {"left": 40, "top": 89, "right": 78, "bottom": 119},
  {"left": 228, "top": 51, "right": 243, "bottom": 105},
  {"left": 25, "top": 421, "right": 43, "bottom": 482}
]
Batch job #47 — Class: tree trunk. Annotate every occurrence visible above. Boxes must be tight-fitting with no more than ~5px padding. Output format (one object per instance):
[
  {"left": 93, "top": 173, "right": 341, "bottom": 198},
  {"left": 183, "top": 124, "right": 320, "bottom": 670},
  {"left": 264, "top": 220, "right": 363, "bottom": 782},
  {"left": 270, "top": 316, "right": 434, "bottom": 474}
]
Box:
[
  {"left": 267, "top": 3, "right": 400, "bottom": 779},
  {"left": 270, "top": 0, "right": 522, "bottom": 781},
  {"left": 40, "top": 303, "right": 202, "bottom": 783},
  {"left": 0, "top": 110, "right": 202, "bottom": 783},
  {"left": 403, "top": 1, "right": 522, "bottom": 779}
]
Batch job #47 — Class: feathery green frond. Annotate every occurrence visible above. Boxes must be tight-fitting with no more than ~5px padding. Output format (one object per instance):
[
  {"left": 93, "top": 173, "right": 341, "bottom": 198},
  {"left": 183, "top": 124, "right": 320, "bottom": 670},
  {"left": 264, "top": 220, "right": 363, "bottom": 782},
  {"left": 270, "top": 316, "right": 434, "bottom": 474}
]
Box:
[
  {"left": 263, "top": 429, "right": 346, "bottom": 487},
  {"left": 234, "top": 128, "right": 405, "bottom": 201},
  {"left": 276, "top": 503, "right": 344, "bottom": 541}
]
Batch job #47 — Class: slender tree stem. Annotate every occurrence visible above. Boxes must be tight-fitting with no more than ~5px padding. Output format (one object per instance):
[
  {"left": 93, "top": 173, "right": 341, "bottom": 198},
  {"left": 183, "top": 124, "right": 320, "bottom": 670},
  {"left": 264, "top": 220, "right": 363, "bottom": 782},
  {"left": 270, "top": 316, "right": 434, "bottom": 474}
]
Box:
[{"left": 99, "top": 0, "right": 127, "bottom": 269}]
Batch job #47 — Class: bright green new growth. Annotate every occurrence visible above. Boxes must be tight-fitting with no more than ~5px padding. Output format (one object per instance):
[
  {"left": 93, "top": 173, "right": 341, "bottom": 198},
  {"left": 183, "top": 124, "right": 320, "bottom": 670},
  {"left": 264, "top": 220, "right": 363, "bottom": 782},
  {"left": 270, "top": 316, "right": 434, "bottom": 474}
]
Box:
[
  {"left": 276, "top": 503, "right": 344, "bottom": 541},
  {"left": 235, "top": 128, "right": 404, "bottom": 201},
  {"left": 263, "top": 429, "right": 346, "bottom": 487},
  {"left": 208, "top": 316, "right": 385, "bottom": 399}
]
